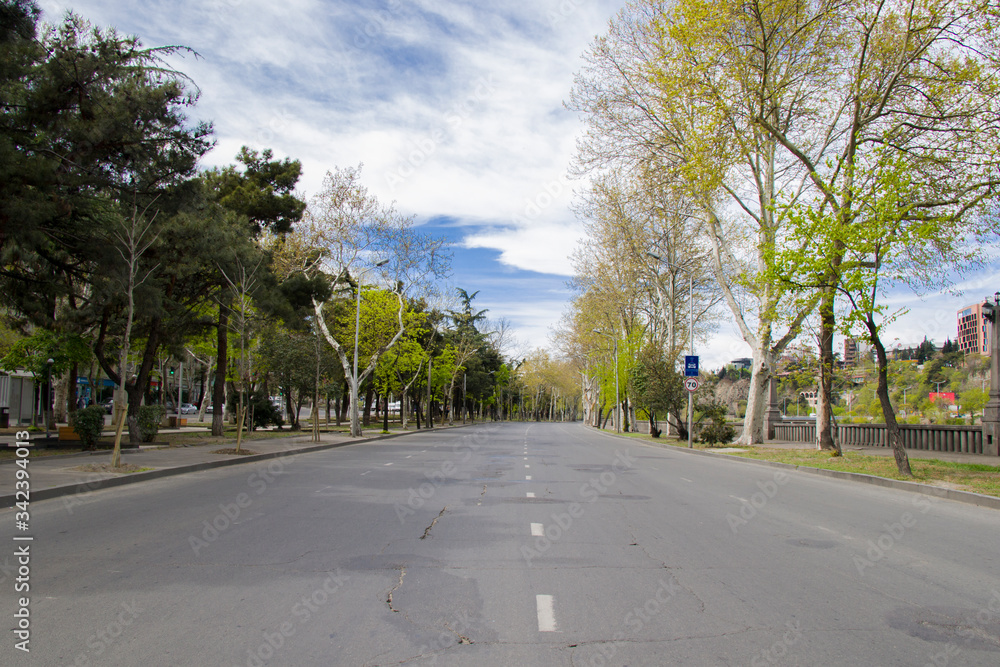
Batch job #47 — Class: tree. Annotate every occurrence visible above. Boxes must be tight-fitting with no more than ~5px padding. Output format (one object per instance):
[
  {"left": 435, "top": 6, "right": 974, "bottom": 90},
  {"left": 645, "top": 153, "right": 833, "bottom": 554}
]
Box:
[
  {"left": 750, "top": 0, "right": 1000, "bottom": 453},
  {"left": 628, "top": 345, "right": 685, "bottom": 437},
  {"left": 203, "top": 147, "right": 307, "bottom": 436},
  {"left": 775, "top": 154, "right": 1000, "bottom": 474},
  {"left": 290, "top": 165, "right": 449, "bottom": 437},
  {"left": 568, "top": 0, "right": 818, "bottom": 445}
]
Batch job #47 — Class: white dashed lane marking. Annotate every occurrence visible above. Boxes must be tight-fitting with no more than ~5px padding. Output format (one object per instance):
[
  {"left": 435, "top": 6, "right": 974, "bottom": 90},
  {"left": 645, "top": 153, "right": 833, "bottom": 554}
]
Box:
[
  {"left": 536, "top": 595, "right": 557, "bottom": 632},
  {"left": 530, "top": 523, "right": 544, "bottom": 536}
]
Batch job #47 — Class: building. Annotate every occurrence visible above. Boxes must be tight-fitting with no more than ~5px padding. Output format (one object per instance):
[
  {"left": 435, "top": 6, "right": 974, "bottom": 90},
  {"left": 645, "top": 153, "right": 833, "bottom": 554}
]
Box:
[
  {"left": 843, "top": 338, "right": 859, "bottom": 366},
  {"left": 957, "top": 303, "right": 990, "bottom": 356}
]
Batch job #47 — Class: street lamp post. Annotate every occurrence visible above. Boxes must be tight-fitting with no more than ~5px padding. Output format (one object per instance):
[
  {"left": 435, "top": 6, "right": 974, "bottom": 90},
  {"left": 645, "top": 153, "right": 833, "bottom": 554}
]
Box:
[
  {"left": 352, "top": 259, "right": 389, "bottom": 437},
  {"left": 980, "top": 292, "right": 1000, "bottom": 455}
]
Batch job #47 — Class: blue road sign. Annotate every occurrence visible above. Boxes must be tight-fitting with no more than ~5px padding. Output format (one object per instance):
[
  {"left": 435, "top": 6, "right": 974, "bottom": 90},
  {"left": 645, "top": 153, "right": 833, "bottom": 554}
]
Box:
[{"left": 685, "top": 355, "right": 699, "bottom": 377}]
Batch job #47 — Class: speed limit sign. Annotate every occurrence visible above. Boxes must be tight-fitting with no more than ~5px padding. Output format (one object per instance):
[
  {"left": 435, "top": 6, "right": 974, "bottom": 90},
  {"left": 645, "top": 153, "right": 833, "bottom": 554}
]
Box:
[{"left": 684, "top": 377, "right": 700, "bottom": 392}]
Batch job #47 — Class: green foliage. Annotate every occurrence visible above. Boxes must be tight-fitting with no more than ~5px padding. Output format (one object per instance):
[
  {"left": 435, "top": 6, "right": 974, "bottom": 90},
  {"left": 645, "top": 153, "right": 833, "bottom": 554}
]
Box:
[
  {"left": 204, "top": 147, "right": 305, "bottom": 236},
  {"left": 627, "top": 346, "right": 685, "bottom": 433},
  {"left": 137, "top": 405, "right": 164, "bottom": 442},
  {"left": 250, "top": 394, "right": 283, "bottom": 430},
  {"left": 0, "top": 330, "right": 91, "bottom": 376},
  {"left": 698, "top": 401, "right": 735, "bottom": 446},
  {"left": 69, "top": 404, "right": 106, "bottom": 450}
]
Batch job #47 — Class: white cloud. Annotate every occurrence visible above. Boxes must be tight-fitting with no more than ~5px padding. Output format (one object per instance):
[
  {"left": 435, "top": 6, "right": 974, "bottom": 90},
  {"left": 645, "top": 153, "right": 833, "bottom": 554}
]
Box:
[{"left": 463, "top": 220, "right": 584, "bottom": 276}]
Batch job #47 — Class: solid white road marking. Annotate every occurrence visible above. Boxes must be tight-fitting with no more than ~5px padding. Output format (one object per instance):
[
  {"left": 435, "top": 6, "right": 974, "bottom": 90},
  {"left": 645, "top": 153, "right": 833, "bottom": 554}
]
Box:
[
  {"left": 385, "top": 462, "right": 394, "bottom": 466},
  {"left": 360, "top": 471, "right": 371, "bottom": 476},
  {"left": 536, "top": 595, "right": 557, "bottom": 632},
  {"left": 531, "top": 523, "right": 544, "bottom": 536},
  {"left": 681, "top": 477, "right": 693, "bottom": 483},
  {"left": 526, "top": 492, "right": 535, "bottom": 498},
  {"left": 729, "top": 495, "right": 748, "bottom": 502}
]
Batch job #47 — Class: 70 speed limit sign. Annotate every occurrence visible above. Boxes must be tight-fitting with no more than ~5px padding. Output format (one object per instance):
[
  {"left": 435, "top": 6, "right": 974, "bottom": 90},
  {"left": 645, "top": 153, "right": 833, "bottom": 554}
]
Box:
[{"left": 684, "top": 377, "right": 700, "bottom": 392}]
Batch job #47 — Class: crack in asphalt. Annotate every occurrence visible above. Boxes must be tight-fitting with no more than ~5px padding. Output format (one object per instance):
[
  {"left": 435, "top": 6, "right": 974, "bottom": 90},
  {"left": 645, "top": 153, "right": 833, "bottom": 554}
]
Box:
[
  {"left": 387, "top": 566, "right": 406, "bottom": 613},
  {"left": 420, "top": 506, "right": 448, "bottom": 540}
]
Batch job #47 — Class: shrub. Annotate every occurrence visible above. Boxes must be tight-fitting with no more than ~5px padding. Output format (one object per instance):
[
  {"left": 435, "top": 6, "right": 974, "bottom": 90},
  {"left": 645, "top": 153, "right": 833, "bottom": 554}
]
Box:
[
  {"left": 250, "top": 395, "right": 283, "bottom": 430},
  {"left": 698, "top": 401, "right": 735, "bottom": 447},
  {"left": 69, "top": 405, "right": 106, "bottom": 450},
  {"left": 137, "top": 405, "right": 165, "bottom": 442}
]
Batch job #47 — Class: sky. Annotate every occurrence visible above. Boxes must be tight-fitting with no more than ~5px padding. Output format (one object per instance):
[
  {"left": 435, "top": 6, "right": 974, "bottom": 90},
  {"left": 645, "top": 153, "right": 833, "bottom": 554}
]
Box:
[{"left": 36, "top": 0, "right": 1000, "bottom": 370}]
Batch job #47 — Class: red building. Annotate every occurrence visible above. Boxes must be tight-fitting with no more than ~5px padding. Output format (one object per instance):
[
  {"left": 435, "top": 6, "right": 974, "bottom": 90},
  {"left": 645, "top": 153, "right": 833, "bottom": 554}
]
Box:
[{"left": 957, "top": 303, "right": 990, "bottom": 356}]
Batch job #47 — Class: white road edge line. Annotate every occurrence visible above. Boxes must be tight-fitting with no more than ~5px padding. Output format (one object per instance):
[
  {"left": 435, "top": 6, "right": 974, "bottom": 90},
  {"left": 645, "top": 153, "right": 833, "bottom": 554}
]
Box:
[
  {"left": 536, "top": 594, "right": 557, "bottom": 632},
  {"left": 531, "top": 523, "right": 544, "bottom": 536}
]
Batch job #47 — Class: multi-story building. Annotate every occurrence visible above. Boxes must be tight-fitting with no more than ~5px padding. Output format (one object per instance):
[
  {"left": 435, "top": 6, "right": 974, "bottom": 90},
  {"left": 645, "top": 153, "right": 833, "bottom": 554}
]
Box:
[
  {"left": 957, "top": 303, "right": 990, "bottom": 356},
  {"left": 843, "top": 338, "right": 858, "bottom": 366}
]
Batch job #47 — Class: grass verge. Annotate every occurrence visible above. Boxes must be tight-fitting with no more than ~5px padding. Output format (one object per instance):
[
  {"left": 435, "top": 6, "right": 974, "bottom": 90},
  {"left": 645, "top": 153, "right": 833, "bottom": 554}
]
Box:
[{"left": 616, "top": 431, "right": 1000, "bottom": 498}]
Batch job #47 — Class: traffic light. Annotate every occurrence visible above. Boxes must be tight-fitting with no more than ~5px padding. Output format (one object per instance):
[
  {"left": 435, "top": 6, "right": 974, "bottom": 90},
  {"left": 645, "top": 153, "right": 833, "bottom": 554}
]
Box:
[{"left": 169, "top": 367, "right": 175, "bottom": 376}]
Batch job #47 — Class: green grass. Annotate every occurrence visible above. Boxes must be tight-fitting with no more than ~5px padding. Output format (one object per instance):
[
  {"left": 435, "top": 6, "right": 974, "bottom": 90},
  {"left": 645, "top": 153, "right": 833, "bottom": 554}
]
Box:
[{"left": 619, "top": 430, "right": 1000, "bottom": 498}]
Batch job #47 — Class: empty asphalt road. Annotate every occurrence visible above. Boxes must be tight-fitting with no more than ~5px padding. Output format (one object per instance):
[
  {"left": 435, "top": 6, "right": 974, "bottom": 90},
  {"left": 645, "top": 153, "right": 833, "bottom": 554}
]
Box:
[{"left": 3, "top": 422, "right": 999, "bottom": 665}]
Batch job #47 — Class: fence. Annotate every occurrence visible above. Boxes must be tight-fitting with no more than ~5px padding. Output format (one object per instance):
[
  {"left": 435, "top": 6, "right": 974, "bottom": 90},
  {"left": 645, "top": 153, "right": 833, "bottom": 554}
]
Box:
[{"left": 774, "top": 421, "right": 986, "bottom": 455}]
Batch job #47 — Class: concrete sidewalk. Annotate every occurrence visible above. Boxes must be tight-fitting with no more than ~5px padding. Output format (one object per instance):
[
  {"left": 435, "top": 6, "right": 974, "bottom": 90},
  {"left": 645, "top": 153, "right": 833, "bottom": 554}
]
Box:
[{"left": 0, "top": 425, "right": 455, "bottom": 508}]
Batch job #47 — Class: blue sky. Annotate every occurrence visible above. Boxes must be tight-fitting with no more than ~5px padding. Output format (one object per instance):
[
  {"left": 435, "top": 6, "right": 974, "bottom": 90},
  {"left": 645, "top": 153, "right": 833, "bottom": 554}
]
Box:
[
  {"left": 38, "top": 0, "right": 618, "bottom": 358},
  {"left": 37, "top": 0, "right": 1000, "bottom": 369}
]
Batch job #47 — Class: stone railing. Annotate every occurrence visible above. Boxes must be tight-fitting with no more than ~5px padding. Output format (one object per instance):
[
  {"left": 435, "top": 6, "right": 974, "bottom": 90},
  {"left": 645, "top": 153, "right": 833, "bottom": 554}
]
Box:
[{"left": 773, "top": 421, "right": 988, "bottom": 455}]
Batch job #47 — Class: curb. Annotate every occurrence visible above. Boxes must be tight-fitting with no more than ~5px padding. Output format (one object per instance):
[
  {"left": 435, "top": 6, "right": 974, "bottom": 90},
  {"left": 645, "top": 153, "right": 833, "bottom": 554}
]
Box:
[
  {"left": 0, "top": 424, "right": 471, "bottom": 509},
  {"left": 594, "top": 429, "right": 1000, "bottom": 511}
]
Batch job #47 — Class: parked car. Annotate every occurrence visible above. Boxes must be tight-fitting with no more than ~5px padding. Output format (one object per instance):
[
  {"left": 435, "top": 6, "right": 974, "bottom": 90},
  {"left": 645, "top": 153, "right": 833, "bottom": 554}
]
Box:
[
  {"left": 205, "top": 403, "right": 224, "bottom": 415},
  {"left": 179, "top": 403, "right": 197, "bottom": 415}
]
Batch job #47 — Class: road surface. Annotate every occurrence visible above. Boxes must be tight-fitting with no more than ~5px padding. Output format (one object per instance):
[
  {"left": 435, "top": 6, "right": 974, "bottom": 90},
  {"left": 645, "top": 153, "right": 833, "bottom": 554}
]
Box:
[{"left": 3, "top": 422, "right": 999, "bottom": 665}]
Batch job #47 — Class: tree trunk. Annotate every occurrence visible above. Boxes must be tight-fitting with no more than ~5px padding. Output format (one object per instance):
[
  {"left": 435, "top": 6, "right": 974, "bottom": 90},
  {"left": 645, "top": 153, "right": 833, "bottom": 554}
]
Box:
[
  {"left": 867, "top": 317, "right": 912, "bottom": 476},
  {"left": 816, "top": 288, "right": 838, "bottom": 451},
  {"left": 738, "top": 355, "right": 771, "bottom": 445},
  {"left": 212, "top": 302, "right": 228, "bottom": 437},
  {"left": 363, "top": 383, "right": 374, "bottom": 426}
]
